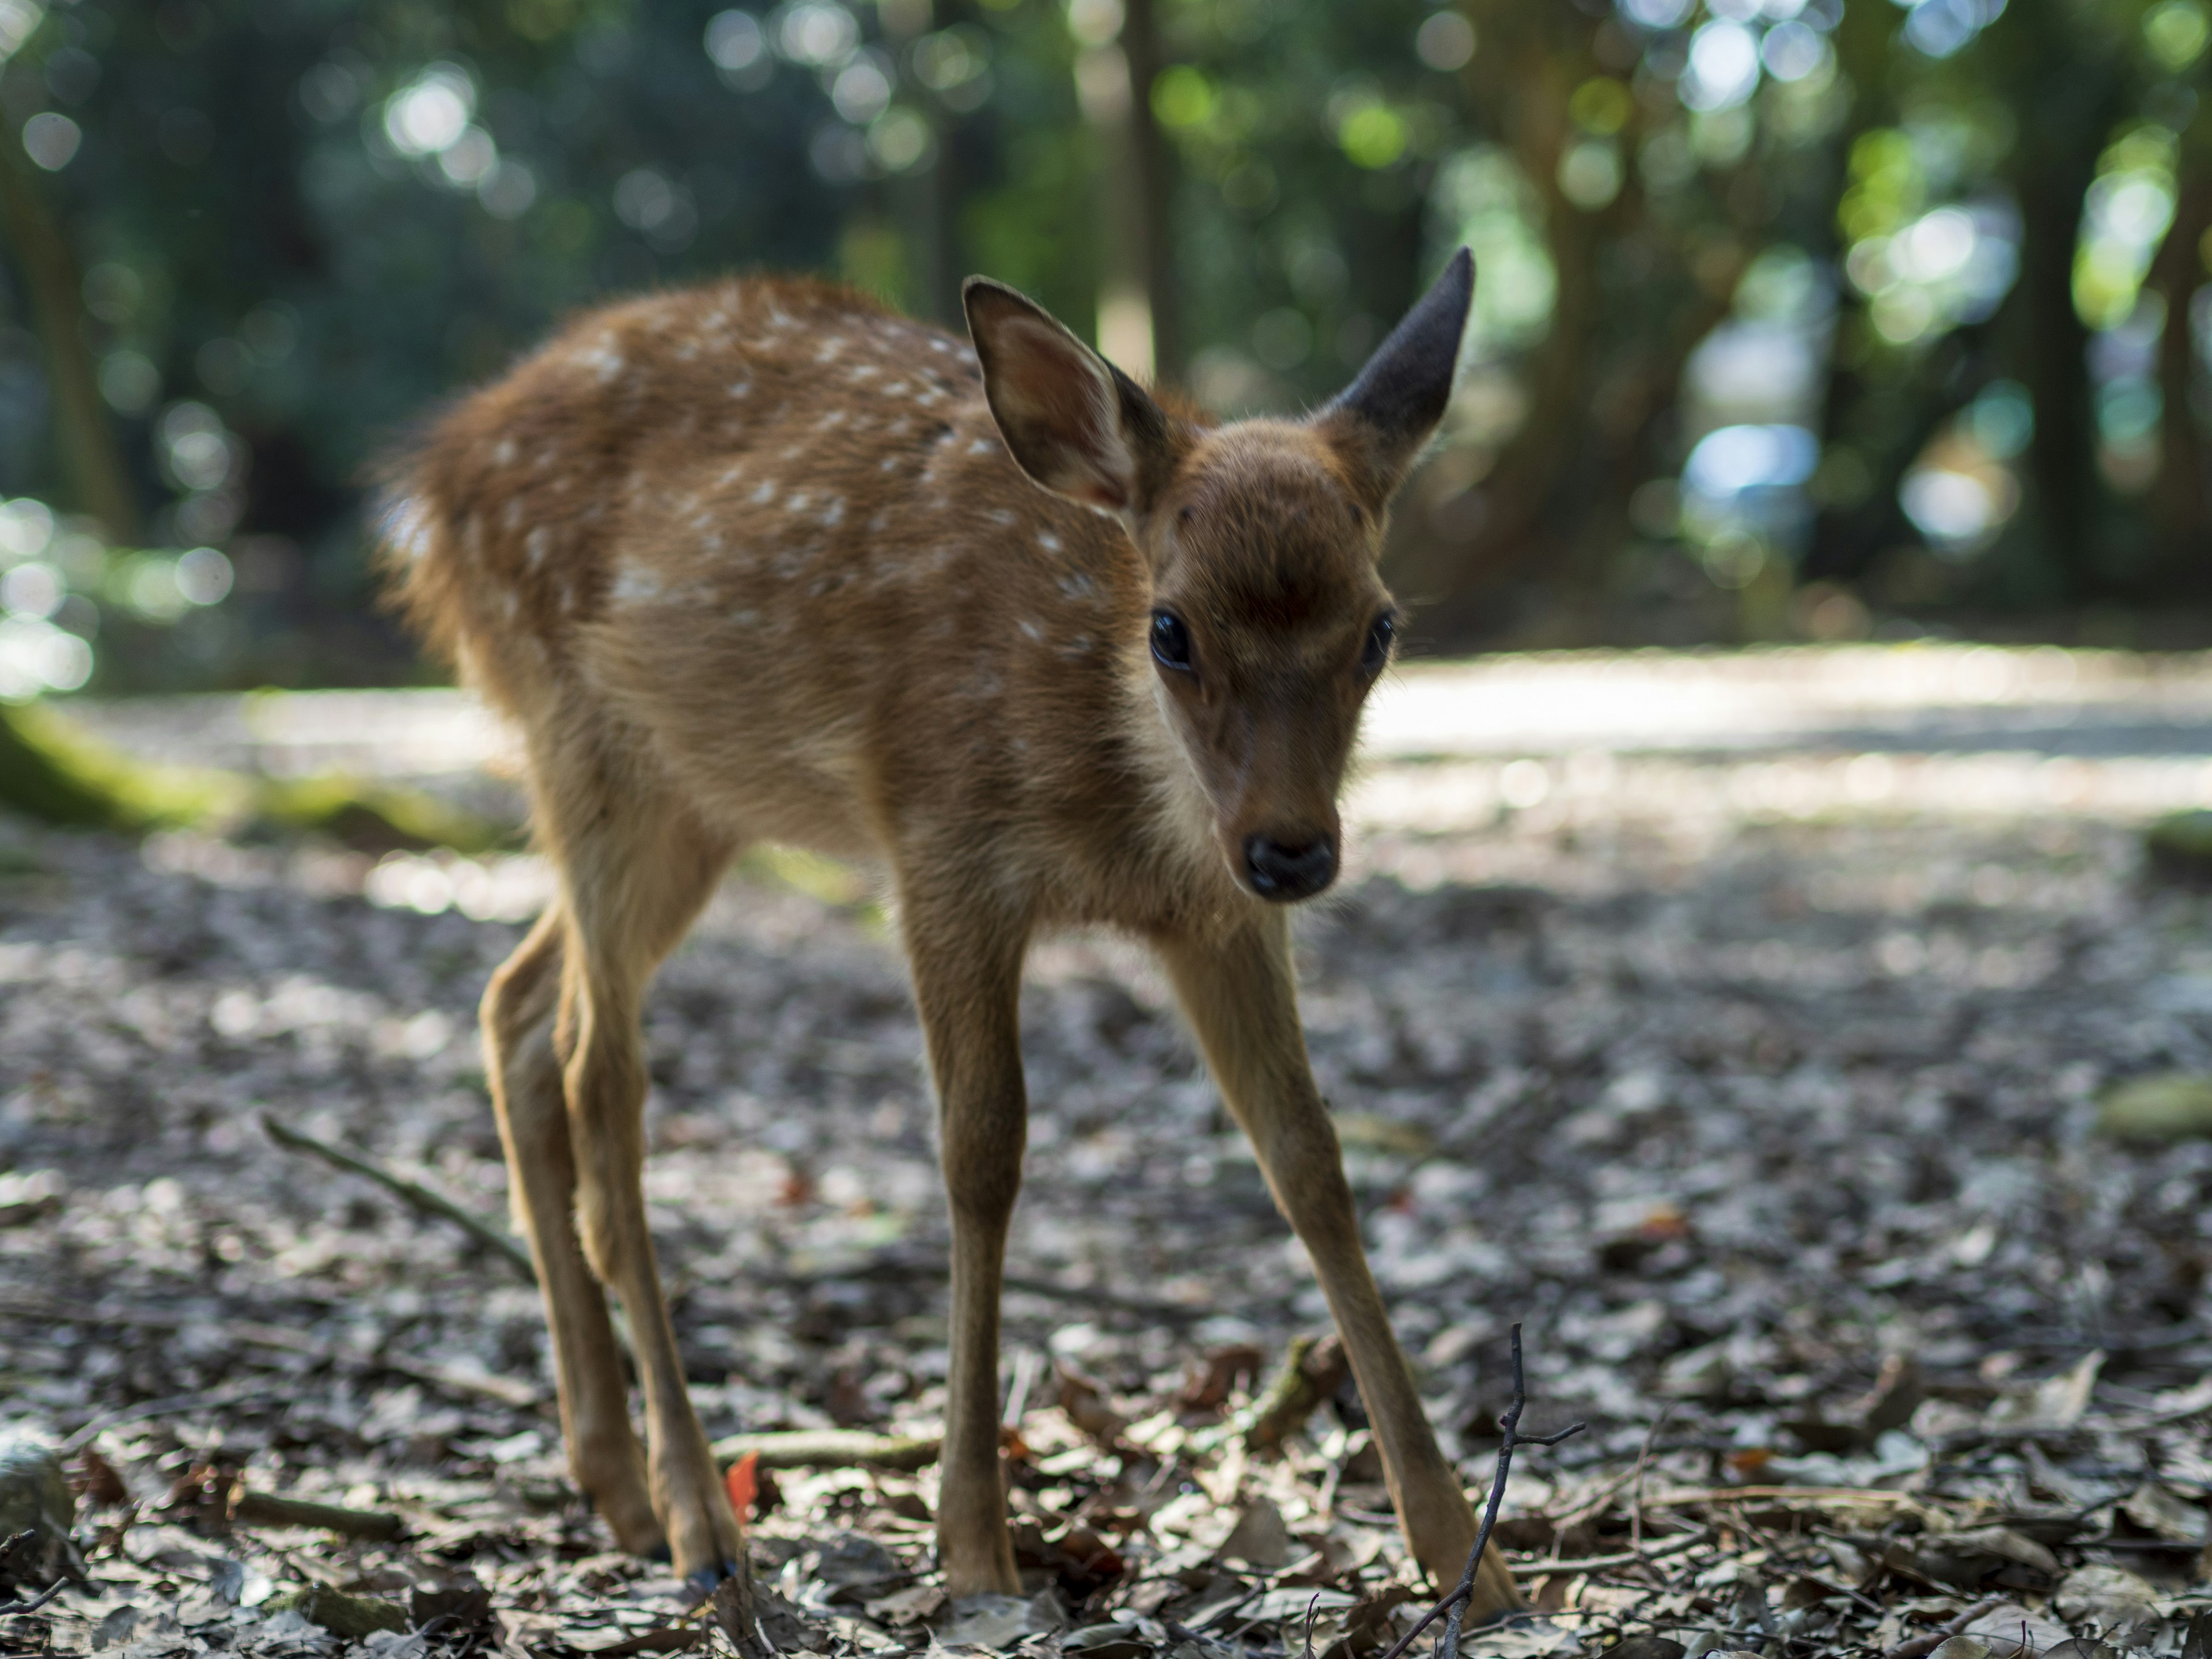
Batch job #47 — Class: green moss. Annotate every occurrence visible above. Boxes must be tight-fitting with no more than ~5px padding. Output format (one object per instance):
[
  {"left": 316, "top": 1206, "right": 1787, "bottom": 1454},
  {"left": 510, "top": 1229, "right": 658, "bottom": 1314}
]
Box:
[
  {"left": 0, "top": 702, "right": 507, "bottom": 853},
  {"left": 2147, "top": 810, "right": 2212, "bottom": 884},
  {"left": 2098, "top": 1072, "right": 2212, "bottom": 1143},
  {"left": 264, "top": 1583, "right": 410, "bottom": 1638}
]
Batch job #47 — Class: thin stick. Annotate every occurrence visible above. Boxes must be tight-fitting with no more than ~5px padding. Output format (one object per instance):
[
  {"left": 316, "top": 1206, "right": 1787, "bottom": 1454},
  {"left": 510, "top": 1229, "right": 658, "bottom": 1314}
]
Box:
[
  {"left": 0, "top": 1577, "right": 69, "bottom": 1615},
  {"left": 0, "top": 1294, "right": 543, "bottom": 1412},
  {"left": 261, "top": 1113, "right": 536, "bottom": 1283},
  {"left": 62, "top": 1381, "right": 278, "bottom": 1453},
  {"left": 230, "top": 1490, "right": 403, "bottom": 1541},
  {"left": 1374, "top": 1324, "right": 1585, "bottom": 1659},
  {"left": 1627, "top": 1402, "right": 1673, "bottom": 1557},
  {"left": 1508, "top": 1528, "right": 1709, "bottom": 1577}
]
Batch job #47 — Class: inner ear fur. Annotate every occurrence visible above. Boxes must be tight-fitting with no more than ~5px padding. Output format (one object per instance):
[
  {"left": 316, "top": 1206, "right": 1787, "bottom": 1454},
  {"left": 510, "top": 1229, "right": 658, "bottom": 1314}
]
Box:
[
  {"left": 963, "top": 278, "right": 1183, "bottom": 516},
  {"left": 1314, "top": 247, "right": 1475, "bottom": 514}
]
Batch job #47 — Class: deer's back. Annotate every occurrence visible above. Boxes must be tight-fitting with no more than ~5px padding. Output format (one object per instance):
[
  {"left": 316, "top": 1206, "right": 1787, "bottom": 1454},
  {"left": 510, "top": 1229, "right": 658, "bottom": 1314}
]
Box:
[{"left": 386, "top": 277, "right": 1210, "bottom": 915}]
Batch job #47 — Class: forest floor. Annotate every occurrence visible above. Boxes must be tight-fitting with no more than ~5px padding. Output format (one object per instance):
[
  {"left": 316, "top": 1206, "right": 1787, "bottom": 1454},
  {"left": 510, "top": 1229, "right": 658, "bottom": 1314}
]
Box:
[{"left": 3, "top": 646, "right": 2212, "bottom": 1659}]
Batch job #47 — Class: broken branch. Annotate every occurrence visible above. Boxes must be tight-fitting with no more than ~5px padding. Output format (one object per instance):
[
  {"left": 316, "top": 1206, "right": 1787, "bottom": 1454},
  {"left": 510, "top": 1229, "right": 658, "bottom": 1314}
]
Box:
[
  {"left": 260, "top": 1112, "right": 536, "bottom": 1283},
  {"left": 1376, "top": 1323, "right": 1584, "bottom": 1659}
]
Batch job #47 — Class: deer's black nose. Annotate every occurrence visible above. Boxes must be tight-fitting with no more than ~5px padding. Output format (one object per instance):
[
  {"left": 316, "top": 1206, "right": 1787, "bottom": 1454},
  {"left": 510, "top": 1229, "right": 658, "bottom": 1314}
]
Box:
[{"left": 1243, "top": 834, "right": 1337, "bottom": 902}]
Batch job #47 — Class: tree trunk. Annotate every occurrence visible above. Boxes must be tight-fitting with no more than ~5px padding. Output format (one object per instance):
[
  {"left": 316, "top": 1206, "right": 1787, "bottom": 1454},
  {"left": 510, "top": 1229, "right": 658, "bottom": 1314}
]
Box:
[
  {"left": 2147, "top": 164, "right": 2212, "bottom": 597},
  {"left": 1122, "top": 0, "right": 1177, "bottom": 380},
  {"left": 1077, "top": 0, "right": 1175, "bottom": 381},
  {"left": 0, "top": 137, "right": 141, "bottom": 543}
]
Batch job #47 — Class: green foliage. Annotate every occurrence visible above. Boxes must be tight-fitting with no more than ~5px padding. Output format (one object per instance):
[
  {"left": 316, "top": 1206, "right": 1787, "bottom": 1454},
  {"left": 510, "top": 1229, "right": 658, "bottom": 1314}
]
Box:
[{"left": 0, "top": 0, "right": 2210, "bottom": 694}]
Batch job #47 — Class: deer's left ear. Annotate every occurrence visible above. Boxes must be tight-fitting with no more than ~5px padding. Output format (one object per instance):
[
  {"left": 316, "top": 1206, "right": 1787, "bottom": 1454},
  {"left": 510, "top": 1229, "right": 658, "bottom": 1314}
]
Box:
[
  {"left": 964, "top": 278, "right": 1184, "bottom": 518},
  {"left": 1313, "top": 247, "right": 1474, "bottom": 513}
]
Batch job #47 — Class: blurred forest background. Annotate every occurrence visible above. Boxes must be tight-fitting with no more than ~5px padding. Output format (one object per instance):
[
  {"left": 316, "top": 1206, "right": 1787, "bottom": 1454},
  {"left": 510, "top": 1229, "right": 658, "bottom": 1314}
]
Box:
[{"left": 1, "top": 0, "right": 2211, "bottom": 697}]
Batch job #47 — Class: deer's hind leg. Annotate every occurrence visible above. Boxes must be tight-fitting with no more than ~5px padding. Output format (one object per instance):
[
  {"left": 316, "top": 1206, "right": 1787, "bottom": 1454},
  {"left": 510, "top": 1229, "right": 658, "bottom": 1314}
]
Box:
[
  {"left": 532, "top": 737, "right": 743, "bottom": 1588},
  {"left": 483, "top": 907, "right": 662, "bottom": 1555}
]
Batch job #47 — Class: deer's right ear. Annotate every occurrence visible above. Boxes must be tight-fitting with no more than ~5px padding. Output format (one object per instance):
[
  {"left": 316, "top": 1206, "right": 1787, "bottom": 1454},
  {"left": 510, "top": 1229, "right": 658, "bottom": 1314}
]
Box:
[
  {"left": 964, "top": 278, "right": 1177, "bottom": 516},
  {"left": 1315, "top": 247, "right": 1475, "bottom": 513}
]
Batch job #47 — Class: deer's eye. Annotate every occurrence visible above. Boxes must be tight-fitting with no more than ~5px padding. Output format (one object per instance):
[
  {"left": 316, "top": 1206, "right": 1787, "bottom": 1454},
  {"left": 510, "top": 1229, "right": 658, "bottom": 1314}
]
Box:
[
  {"left": 1151, "top": 610, "right": 1194, "bottom": 672},
  {"left": 1361, "top": 613, "right": 1395, "bottom": 675}
]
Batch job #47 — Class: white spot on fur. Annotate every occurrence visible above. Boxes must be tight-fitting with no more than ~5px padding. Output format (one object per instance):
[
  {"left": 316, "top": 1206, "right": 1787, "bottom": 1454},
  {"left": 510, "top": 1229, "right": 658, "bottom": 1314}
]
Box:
[
  {"left": 881, "top": 381, "right": 907, "bottom": 396},
  {"left": 387, "top": 498, "right": 434, "bottom": 563},
  {"left": 729, "top": 380, "right": 752, "bottom": 398},
  {"left": 494, "top": 438, "right": 517, "bottom": 465},
  {"left": 969, "top": 438, "right": 994, "bottom": 454},
  {"left": 821, "top": 497, "right": 844, "bottom": 527},
  {"left": 579, "top": 334, "right": 624, "bottom": 382},
  {"left": 867, "top": 512, "right": 889, "bottom": 532},
  {"left": 752, "top": 481, "right": 779, "bottom": 505},
  {"left": 1037, "top": 531, "right": 1062, "bottom": 553},
  {"left": 612, "top": 567, "right": 665, "bottom": 604},
  {"left": 787, "top": 491, "right": 811, "bottom": 513},
  {"left": 990, "top": 509, "right": 1016, "bottom": 526},
  {"left": 819, "top": 410, "right": 847, "bottom": 429},
  {"left": 526, "top": 527, "right": 551, "bottom": 568},
  {"left": 817, "top": 336, "right": 846, "bottom": 362},
  {"left": 732, "top": 608, "right": 760, "bottom": 627},
  {"left": 1018, "top": 618, "right": 1043, "bottom": 642}
]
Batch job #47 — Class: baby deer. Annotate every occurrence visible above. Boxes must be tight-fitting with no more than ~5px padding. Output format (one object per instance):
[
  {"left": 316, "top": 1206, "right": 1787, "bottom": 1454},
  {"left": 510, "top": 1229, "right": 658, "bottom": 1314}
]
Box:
[{"left": 383, "top": 248, "right": 1515, "bottom": 1618}]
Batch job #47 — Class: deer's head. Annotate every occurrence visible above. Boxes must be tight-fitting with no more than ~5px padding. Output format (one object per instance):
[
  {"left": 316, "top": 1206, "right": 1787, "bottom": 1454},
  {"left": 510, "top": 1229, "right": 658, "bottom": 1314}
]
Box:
[{"left": 965, "top": 251, "right": 1475, "bottom": 904}]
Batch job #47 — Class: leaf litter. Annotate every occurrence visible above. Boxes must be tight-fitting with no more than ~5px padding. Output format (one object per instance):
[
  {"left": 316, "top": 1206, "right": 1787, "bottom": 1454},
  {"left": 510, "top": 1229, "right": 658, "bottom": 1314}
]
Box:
[{"left": 0, "top": 783, "right": 2209, "bottom": 1658}]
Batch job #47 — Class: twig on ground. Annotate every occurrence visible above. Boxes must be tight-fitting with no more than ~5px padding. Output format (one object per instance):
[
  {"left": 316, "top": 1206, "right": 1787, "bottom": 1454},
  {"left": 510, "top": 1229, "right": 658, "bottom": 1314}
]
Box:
[
  {"left": 230, "top": 1489, "right": 404, "bottom": 1541},
  {"left": 759, "top": 1253, "right": 1209, "bottom": 1321},
  {"left": 0, "top": 1578, "right": 69, "bottom": 1615},
  {"left": 709, "top": 1429, "right": 941, "bottom": 1472},
  {"left": 261, "top": 1112, "right": 537, "bottom": 1283},
  {"left": 1554, "top": 1436, "right": 1737, "bottom": 1472},
  {"left": 1880, "top": 1597, "right": 2005, "bottom": 1659},
  {"left": 61, "top": 1381, "right": 279, "bottom": 1453},
  {"left": 0, "top": 1294, "right": 543, "bottom": 1412},
  {"left": 1375, "top": 1324, "right": 1585, "bottom": 1659},
  {"left": 1508, "top": 1528, "right": 1710, "bottom": 1577},
  {"left": 1628, "top": 1403, "right": 1674, "bottom": 1555}
]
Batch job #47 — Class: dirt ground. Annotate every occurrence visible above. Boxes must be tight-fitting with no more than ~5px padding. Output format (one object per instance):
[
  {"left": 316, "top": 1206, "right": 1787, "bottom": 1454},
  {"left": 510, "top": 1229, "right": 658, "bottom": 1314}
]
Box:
[{"left": 4, "top": 648, "right": 2212, "bottom": 1659}]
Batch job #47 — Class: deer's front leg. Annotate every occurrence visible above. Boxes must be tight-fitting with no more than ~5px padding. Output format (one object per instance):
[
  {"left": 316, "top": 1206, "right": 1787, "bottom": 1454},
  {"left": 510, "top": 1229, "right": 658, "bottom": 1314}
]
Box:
[
  {"left": 1157, "top": 912, "right": 1521, "bottom": 1620},
  {"left": 902, "top": 881, "right": 1030, "bottom": 1596}
]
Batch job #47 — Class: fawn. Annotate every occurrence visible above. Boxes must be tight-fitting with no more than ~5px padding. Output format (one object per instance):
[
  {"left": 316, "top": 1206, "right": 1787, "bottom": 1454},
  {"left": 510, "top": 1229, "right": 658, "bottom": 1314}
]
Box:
[{"left": 382, "top": 247, "right": 1516, "bottom": 1619}]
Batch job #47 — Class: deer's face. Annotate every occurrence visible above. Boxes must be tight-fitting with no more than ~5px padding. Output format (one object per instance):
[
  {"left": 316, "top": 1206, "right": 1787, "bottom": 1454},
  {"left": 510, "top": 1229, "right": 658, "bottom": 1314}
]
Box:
[
  {"left": 964, "top": 249, "right": 1474, "bottom": 906},
  {"left": 1139, "top": 426, "right": 1395, "bottom": 902}
]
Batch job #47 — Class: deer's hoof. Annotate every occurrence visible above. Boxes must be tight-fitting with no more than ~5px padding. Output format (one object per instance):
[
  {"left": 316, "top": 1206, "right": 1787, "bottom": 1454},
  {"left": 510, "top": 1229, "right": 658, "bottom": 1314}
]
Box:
[{"left": 685, "top": 1560, "right": 741, "bottom": 1596}]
